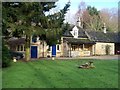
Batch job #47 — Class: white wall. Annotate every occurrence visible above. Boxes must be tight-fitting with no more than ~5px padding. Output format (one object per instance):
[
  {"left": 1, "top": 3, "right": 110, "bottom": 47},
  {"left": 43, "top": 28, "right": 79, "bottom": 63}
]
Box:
[
  {"left": 47, "top": 44, "right": 62, "bottom": 57},
  {"left": 95, "top": 42, "right": 115, "bottom": 55}
]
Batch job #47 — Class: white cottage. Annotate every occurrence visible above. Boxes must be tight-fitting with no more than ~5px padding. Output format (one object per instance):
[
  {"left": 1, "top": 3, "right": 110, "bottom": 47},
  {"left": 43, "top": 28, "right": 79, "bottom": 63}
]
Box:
[{"left": 7, "top": 26, "right": 120, "bottom": 59}]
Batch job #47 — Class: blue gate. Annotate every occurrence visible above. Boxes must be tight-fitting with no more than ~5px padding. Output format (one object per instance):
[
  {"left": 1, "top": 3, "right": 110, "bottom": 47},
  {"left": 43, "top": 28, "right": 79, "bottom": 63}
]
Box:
[
  {"left": 52, "top": 45, "right": 56, "bottom": 57},
  {"left": 31, "top": 46, "right": 37, "bottom": 58}
]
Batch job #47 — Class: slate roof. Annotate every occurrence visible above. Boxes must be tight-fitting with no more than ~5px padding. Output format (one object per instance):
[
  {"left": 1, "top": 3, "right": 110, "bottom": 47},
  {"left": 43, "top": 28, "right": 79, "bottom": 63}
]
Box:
[
  {"left": 63, "top": 26, "right": 88, "bottom": 38},
  {"left": 8, "top": 38, "right": 25, "bottom": 47},
  {"left": 7, "top": 26, "right": 120, "bottom": 46},
  {"left": 86, "top": 30, "right": 120, "bottom": 43},
  {"left": 63, "top": 25, "right": 120, "bottom": 43},
  {"left": 64, "top": 38, "right": 95, "bottom": 44}
]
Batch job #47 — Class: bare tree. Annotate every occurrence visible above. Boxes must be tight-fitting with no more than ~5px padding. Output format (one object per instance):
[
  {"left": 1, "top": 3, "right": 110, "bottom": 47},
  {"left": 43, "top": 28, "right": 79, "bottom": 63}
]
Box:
[
  {"left": 100, "top": 8, "right": 118, "bottom": 32},
  {"left": 75, "top": 1, "right": 103, "bottom": 31},
  {"left": 75, "top": 1, "right": 87, "bottom": 25}
]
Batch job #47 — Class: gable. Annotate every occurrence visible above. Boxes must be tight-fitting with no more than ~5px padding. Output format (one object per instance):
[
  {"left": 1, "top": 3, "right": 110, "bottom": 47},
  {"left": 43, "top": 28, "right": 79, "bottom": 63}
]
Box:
[
  {"left": 70, "top": 26, "right": 79, "bottom": 38},
  {"left": 63, "top": 25, "right": 88, "bottom": 38}
]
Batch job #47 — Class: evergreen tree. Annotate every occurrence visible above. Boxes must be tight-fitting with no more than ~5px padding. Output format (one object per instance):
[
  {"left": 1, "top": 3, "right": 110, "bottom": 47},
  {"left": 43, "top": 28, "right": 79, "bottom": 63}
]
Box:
[
  {"left": 2, "top": 2, "right": 70, "bottom": 61},
  {"left": 2, "top": 40, "right": 11, "bottom": 67}
]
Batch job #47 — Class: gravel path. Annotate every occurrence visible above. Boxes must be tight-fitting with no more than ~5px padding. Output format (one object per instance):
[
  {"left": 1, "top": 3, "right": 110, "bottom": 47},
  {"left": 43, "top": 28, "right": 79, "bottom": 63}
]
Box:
[{"left": 55, "top": 55, "right": 120, "bottom": 60}]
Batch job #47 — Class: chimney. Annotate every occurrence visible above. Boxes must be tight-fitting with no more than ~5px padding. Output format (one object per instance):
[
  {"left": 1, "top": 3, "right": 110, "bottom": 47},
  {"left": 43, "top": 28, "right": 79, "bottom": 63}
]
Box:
[
  {"left": 103, "top": 23, "right": 106, "bottom": 33},
  {"left": 77, "top": 17, "right": 82, "bottom": 28}
]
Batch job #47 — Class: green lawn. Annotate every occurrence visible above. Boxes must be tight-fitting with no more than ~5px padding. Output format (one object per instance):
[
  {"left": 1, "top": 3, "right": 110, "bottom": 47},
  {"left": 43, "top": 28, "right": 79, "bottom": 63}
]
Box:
[
  {"left": 0, "top": 69, "right": 2, "bottom": 90},
  {"left": 2, "top": 59, "right": 118, "bottom": 88}
]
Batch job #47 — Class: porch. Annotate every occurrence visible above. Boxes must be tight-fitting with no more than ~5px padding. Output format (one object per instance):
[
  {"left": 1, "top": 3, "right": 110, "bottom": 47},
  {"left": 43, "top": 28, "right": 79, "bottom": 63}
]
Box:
[
  {"left": 68, "top": 44, "right": 95, "bottom": 57},
  {"left": 63, "top": 38, "right": 96, "bottom": 57}
]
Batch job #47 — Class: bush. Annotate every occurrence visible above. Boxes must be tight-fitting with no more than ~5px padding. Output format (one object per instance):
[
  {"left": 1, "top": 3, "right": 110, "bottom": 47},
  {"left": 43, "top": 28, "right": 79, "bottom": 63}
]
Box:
[
  {"left": 105, "top": 45, "right": 111, "bottom": 55},
  {"left": 2, "top": 42, "right": 11, "bottom": 68}
]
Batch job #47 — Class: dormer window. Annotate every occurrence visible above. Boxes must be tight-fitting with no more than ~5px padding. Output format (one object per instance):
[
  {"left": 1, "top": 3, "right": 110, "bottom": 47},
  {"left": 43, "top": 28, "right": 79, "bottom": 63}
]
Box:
[
  {"left": 74, "top": 30, "right": 77, "bottom": 36},
  {"left": 70, "top": 26, "right": 79, "bottom": 38}
]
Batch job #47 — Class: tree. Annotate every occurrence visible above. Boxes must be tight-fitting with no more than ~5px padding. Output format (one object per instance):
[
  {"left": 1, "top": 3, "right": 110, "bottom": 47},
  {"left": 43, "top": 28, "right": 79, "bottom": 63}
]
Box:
[
  {"left": 2, "top": 2, "right": 70, "bottom": 61},
  {"left": 75, "top": 1, "right": 86, "bottom": 26},
  {"left": 82, "top": 6, "right": 103, "bottom": 31},
  {"left": 2, "top": 40, "right": 11, "bottom": 68},
  {"left": 2, "top": 2, "right": 52, "bottom": 61},
  {"left": 100, "top": 8, "right": 118, "bottom": 32},
  {"left": 76, "top": 1, "right": 118, "bottom": 32},
  {"left": 32, "top": 1, "right": 70, "bottom": 46},
  {"left": 76, "top": 2, "right": 103, "bottom": 31}
]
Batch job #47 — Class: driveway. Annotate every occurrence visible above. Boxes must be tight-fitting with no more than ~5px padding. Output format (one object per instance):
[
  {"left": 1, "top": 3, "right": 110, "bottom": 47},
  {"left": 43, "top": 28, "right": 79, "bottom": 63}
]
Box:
[{"left": 56, "top": 55, "right": 120, "bottom": 60}]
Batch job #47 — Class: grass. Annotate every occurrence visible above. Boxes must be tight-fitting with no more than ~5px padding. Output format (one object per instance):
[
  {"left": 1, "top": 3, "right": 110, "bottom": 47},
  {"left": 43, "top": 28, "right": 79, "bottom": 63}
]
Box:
[
  {"left": 0, "top": 69, "right": 2, "bottom": 90},
  {"left": 2, "top": 59, "right": 118, "bottom": 88}
]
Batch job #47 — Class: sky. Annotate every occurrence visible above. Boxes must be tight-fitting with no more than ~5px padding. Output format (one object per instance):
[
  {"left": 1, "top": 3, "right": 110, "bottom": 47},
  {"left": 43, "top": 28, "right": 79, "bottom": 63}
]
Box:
[
  {"left": 56, "top": 0, "right": 119, "bottom": 11},
  {"left": 54, "top": 0, "right": 119, "bottom": 24}
]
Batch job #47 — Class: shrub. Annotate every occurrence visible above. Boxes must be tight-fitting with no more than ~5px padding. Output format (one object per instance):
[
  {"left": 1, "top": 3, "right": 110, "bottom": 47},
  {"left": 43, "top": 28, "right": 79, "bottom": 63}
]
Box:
[
  {"left": 2, "top": 41, "right": 11, "bottom": 68},
  {"left": 105, "top": 45, "right": 111, "bottom": 55}
]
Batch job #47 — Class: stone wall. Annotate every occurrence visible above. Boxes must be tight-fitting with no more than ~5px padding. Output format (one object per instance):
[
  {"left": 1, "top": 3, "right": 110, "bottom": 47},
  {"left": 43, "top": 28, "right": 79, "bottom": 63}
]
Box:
[{"left": 94, "top": 42, "right": 114, "bottom": 55}]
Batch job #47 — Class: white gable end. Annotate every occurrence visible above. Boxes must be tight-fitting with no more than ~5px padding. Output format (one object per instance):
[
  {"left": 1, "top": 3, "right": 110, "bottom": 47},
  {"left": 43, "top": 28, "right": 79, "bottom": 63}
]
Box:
[
  {"left": 72, "top": 26, "right": 78, "bottom": 31},
  {"left": 70, "top": 26, "right": 79, "bottom": 38}
]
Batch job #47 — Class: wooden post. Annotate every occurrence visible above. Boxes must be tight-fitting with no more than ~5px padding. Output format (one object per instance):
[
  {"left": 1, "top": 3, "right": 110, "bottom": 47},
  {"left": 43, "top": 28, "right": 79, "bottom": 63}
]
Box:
[
  {"left": 92, "top": 45, "right": 95, "bottom": 55},
  {"left": 43, "top": 41, "right": 44, "bottom": 58},
  {"left": 83, "top": 44, "right": 84, "bottom": 50},
  {"left": 94, "top": 45, "right": 95, "bottom": 55},
  {"left": 69, "top": 43, "right": 70, "bottom": 57},
  {"left": 83, "top": 44, "right": 85, "bottom": 56},
  {"left": 70, "top": 43, "right": 71, "bottom": 57}
]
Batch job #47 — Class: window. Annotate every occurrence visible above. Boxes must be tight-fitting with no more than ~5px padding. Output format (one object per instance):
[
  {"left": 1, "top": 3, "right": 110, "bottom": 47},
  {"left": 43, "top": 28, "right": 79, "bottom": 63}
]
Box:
[
  {"left": 17, "top": 45, "right": 25, "bottom": 51},
  {"left": 23, "top": 45, "right": 25, "bottom": 51},
  {"left": 48, "top": 46, "right": 50, "bottom": 51},
  {"left": 17, "top": 45, "right": 20, "bottom": 51},
  {"left": 32, "top": 38, "right": 36, "bottom": 42},
  {"left": 72, "top": 45, "right": 76, "bottom": 51},
  {"left": 79, "top": 45, "right": 83, "bottom": 49},
  {"left": 21, "top": 45, "right": 23, "bottom": 51},
  {"left": 74, "top": 30, "right": 76, "bottom": 36},
  {"left": 57, "top": 45, "right": 60, "bottom": 51},
  {"left": 74, "top": 30, "right": 77, "bottom": 36}
]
